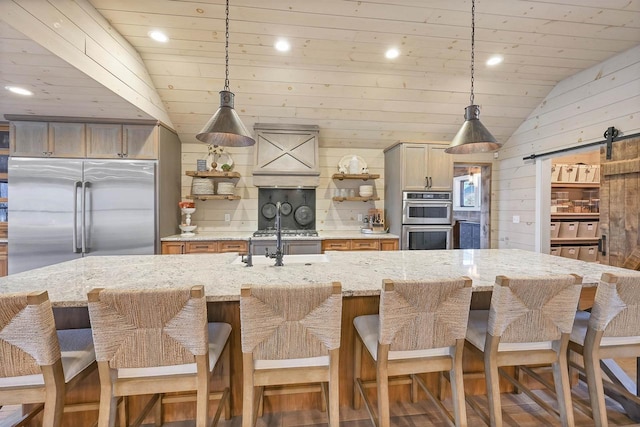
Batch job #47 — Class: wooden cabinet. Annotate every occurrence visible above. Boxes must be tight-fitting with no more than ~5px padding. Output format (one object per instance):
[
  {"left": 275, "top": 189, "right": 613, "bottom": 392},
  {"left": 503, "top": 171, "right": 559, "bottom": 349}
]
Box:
[
  {"left": 252, "top": 240, "right": 321, "bottom": 256},
  {"left": 10, "top": 120, "right": 157, "bottom": 159},
  {"left": 162, "top": 240, "right": 248, "bottom": 255},
  {"left": 322, "top": 238, "right": 399, "bottom": 252},
  {"left": 0, "top": 243, "right": 6, "bottom": 277},
  {"left": 331, "top": 173, "right": 380, "bottom": 202},
  {"left": 400, "top": 143, "right": 453, "bottom": 191}
]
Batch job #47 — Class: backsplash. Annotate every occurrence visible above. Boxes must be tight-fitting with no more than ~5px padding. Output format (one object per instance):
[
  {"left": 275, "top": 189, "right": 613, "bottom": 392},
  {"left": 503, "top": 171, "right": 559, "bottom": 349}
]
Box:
[{"left": 179, "top": 142, "right": 384, "bottom": 234}]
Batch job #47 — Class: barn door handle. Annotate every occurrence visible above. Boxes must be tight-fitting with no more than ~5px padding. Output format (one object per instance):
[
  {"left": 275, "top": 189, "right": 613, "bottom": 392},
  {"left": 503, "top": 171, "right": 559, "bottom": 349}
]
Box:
[{"left": 598, "top": 235, "right": 607, "bottom": 256}]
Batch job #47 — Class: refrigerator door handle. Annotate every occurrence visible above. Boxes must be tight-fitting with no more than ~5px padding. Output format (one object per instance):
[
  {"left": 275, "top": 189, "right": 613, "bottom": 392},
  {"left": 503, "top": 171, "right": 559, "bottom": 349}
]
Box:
[
  {"left": 73, "top": 181, "right": 82, "bottom": 253},
  {"left": 81, "top": 181, "right": 88, "bottom": 254}
]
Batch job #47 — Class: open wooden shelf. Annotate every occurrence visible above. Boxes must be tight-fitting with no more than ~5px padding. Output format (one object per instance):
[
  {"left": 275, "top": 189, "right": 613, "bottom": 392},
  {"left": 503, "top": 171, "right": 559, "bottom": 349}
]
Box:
[
  {"left": 186, "top": 194, "right": 241, "bottom": 201},
  {"left": 332, "top": 173, "right": 379, "bottom": 181},
  {"left": 186, "top": 171, "right": 240, "bottom": 179},
  {"left": 551, "top": 182, "right": 599, "bottom": 188},
  {"left": 332, "top": 196, "right": 380, "bottom": 202},
  {"left": 551, "top": 213, "right": 599, "bottom": 220},
  {"left": 551, "top": 237, "right": 600, "bottom": 245}
]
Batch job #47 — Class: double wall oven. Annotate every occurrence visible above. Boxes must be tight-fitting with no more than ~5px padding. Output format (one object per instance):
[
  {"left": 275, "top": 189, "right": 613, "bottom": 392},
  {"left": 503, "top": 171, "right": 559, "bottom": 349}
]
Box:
[{"left": 401, "top": 191, "right": 453, "bottom": 250}]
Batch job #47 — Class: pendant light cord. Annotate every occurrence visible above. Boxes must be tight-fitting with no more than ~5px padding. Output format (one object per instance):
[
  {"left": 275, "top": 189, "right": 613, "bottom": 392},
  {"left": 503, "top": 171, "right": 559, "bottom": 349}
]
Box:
[
  {"left": 470, "top": 0, "right": 475, "bottom": 106},
  {"left": 224, "top": 0, "right": 230, "bottom": 91}
]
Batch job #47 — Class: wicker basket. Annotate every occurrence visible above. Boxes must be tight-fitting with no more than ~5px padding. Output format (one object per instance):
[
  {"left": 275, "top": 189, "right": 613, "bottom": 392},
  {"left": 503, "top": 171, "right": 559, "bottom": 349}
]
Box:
[{"left": 191, "top": 178, "right": 214, "bottom": 195}]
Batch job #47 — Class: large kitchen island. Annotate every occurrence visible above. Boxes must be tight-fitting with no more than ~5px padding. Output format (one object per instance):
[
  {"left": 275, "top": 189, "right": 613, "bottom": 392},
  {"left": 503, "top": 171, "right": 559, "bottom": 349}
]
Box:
[{"left": 2, "top": 249, "right": 638, "bottom": 424}]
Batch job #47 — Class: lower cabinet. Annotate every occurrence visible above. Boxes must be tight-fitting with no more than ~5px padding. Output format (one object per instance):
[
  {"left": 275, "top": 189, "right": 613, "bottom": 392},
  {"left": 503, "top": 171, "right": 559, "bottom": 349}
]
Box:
[
  {"left": 0, "top": 243, "right": 6, "bottom": 277},
  {"left": 322, "top": 238, "right": 399, "bottom": 252},
  {"left": 251, "top": 240, "right": 322, "bottom": 256},
  {"left": 161, "top": 240, "right": 248, "bottom": 255}
]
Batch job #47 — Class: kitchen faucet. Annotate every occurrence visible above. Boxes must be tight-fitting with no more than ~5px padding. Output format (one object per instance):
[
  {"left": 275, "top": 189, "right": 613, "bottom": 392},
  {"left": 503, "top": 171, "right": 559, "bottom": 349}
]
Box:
[
  {"left": 265, "top": 202, "right": 284, "bottom": 266},
  {"left": 242, "top": 238, "right": 253, "bottom": 267}
]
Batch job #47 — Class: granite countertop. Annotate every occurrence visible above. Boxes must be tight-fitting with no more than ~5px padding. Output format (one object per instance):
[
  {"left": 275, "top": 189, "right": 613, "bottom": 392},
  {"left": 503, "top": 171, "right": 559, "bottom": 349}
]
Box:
[
  {"left": 161, "top": 230, "right": 399, "bottom": 241},
  {"left": 1, "top": 249, "right": 637, "bottom": 307}
]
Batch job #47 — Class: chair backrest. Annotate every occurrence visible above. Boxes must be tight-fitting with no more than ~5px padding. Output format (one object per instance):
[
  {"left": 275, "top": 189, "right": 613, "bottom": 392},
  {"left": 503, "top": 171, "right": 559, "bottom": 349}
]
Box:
[
  {"left": 0, "top": 291, "right": 60, "bottom": 378},
  {"left": 240, "top": 282, "right": 342, "bottom": 360},
  {"left": 488, "top": 274, "right": 582, "bottom": 343},
  {"left": 590, "top": 272, "right": 640, "bottom": 337},
  {"left": 87, "top": 286, "right": 207, "bottom": 369},
  {"left": 379, "top": 277, "right": 472, "bottom": 351}
]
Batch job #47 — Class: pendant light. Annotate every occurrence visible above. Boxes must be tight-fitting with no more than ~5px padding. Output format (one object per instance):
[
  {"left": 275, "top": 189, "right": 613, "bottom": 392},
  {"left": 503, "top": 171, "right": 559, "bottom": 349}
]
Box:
[
  {"left": 196, "top": 0, "right": 255, "bottom": 147},
  {"left": 445, "top": 0, "right": 500, "bottom": 154}
]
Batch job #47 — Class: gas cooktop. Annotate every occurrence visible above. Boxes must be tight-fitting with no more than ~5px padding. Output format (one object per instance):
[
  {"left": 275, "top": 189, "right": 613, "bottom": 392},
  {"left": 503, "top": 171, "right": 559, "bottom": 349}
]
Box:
[{"left": 253, "top": 229, "right": 319, "bottom": 237}]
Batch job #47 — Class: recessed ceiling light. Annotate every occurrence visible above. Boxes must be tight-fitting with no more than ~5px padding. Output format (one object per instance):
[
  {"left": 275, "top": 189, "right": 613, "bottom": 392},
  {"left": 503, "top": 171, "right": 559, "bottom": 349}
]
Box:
[
  {"left": 148, "top": 30, "right": 169, "bottom": 43},
  {"left": 5, "top": 86, "right": 33, "bottom": 96},
  {"left": 385, "top": 48, "right": 400, "bottom": 59},
  {"left": 274, "top": 39, "right": 291, "bottom": 52},
  {"left": 486, "top": 55, "right": 503, "bottom": 66}
]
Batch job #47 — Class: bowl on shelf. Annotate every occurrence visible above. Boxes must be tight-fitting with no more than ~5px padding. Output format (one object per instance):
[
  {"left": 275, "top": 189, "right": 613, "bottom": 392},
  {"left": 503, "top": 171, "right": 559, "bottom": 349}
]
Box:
[
  {"left": 180, "top": 207, "right": 196, "bottom": 215},
  {"left": 359, "top": 185, "right": 373, "bottom": 197},
  {"left": 179, "top": 224, "right": 197, "bottom": 235}
]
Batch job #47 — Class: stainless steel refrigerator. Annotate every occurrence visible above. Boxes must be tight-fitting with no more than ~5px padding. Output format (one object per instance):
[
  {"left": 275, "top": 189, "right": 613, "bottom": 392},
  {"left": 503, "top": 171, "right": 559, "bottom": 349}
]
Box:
[{"left": 8, "top": 158, "right": 156, "bottom": 274}]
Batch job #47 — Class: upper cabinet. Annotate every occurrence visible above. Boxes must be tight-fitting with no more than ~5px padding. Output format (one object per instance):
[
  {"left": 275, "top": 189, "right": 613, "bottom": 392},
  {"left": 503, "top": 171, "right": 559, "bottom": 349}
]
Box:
[
  {"left": 386, "top": 142, "right": 453, "bottom": 191},
  {"left": 9, "top": 120, "right": 158, "bottom": 160}
]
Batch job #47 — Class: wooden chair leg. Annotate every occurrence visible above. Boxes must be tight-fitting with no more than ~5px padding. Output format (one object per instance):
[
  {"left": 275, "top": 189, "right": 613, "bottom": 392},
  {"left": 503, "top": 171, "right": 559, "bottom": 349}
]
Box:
[
  {"left": 118, "top": 397, "right": 128, "bottom": 427},
  {"left": 41, "top": 361, "right": 65, "bottom": 427},
  {"left": 242, "top": 353, "right": 255, "bottom": 427},
  {"left": 353, "top": 335, "right": 363, "bottom": 410},
  {"left": 513, "top": 366, "right": 523, "bottom": 394},
  {"left": 97, "top": 363, "right": 118, "bottom": 427},
  {"left": 411, "top": 375, "right": 419, "bottom": 403},
  {"left": 222, "top": 342, "right": 232, "bottom": 420},
  {"left": 552, "top": 358, "right": 575, "bottom": 427},
  {"left": 584, "top": 348, "right": 607, "bottom": 427},
  {"left": 377, "top": 344, "right": 390, "bottom": 427},
  {"left": 484, "top": 336, "right": 502, "bottom": 427},
  {"left": 329, "top": 349, "right": 340, "bottom": 427},
  {"left": 257, "top": 392, "right": 264, "bottom": 417},
  {"left": 450, "top": 340, "right": 468, "bottom": 427},
  {"left": 195, "top": 355, "right": 210, "bottom": 427},
  {"left": 154, "top": 394, "right": 162, "bottom": 427}
]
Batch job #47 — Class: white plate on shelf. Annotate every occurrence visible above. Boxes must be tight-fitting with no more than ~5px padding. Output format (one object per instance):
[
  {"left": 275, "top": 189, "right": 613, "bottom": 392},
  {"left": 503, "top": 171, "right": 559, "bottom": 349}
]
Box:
[
  {"left": 338, "top": 155, "right": 367, "bottom": 173},
  {"left": 215, "top": 152, "right": 234, "bottom": 171}
]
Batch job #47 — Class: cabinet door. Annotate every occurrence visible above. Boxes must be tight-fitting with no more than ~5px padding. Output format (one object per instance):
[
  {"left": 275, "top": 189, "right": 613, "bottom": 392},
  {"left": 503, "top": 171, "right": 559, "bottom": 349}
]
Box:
[
  {"left": 427, "top": 145, "right": 453, "bottom": 191},
  {"left": 286, "top": 240, "right": 321, "bottom": 254},
  {"left": 0, "top": 243, "right": 6, "bottom": 277},
  {"left": 49, "top": 123, "right": 86, "bottom": 158},
  {"left": 380, "top": 239, "right": 399, "bottom": 251},
  {"left": 218, "top": 240, "right": 248, "bottom": 254},
  {"left": 322, "top": 239, "right": 350, "bottom": 252},
  {"left": 162, "top": 242, "right": 185, "bottom": 254},
  {"left": 186, "top": 242, "right": 218, "bottom": 253},
  {"left": 10, "top": 122, "right": 49, "bottom": 157},
  {"left": 402, "top": 144, "right": 428, "bottom": 190},
  {"left": 86, "top": 124, "right": 123, "bottom": 158},
  {"left": 123, "top": 125, "right": 157, "bottom": 159}
]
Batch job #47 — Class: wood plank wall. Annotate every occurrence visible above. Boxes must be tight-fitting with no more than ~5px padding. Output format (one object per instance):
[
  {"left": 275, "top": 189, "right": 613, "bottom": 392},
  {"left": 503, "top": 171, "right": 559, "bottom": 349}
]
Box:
[{"left": 493, "top": 44, "right": 640, "bottom": 251}]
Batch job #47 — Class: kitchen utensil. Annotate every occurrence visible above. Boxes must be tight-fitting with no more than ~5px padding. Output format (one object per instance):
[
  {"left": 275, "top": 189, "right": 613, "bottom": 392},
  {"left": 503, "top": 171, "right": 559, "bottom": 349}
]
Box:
[
  {"left": 280, "top": 201, "right": 292, "bottom": 216},
  {"left": 294, "top": 205, "right": 314, "bottom": 226},
  {"left": 261, "top": 202, "right": 277, "bottom": 219}
]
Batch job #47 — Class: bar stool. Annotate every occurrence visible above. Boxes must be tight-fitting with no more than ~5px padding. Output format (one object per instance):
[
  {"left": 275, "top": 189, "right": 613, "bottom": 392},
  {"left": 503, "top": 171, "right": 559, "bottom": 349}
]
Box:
[
  {"left": 465, "top": 274, "right": 582, "bottom": 427},
  {"left": 87, "top": 286, "right": 231, "bottom": 427},
  {"left": 353, "top": 277, "right": 473, "bottom": 427},
  {"left": 0, "top": 291, "right": 96, "bottom": 427},
  {"left": 569, "top": 272, "right": 640, "bottom": 427},
  {"left": 240, "top": 282, "right": 342, "bottom": 427}
]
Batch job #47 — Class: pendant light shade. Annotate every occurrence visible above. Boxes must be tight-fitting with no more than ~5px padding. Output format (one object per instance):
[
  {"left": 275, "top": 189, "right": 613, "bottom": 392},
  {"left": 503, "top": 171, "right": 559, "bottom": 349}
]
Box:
[
  {"left": 445, "top": 0, "right": 500, "bottom": 154},
  {"left": 196, "top": 0, "right": 255, "bottom": 147},
  {"left": 196, "top": 91, "right": 255, "bottom": 146}
]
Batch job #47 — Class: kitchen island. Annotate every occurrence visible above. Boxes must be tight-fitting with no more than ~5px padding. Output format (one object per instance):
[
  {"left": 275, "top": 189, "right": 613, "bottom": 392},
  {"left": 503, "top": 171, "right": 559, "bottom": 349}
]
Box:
[{"left": 2, "top": 249, "right": 638, "bottom": 424}]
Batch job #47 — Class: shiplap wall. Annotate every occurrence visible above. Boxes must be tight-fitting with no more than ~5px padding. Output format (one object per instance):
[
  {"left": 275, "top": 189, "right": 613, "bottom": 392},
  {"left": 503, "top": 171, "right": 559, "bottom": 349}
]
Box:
[
  {"left": 494, "top": 44, "right": 640, "bottom": 251},
  {"left": 180, "top": 143, "right": 384, "bottom": 232}
]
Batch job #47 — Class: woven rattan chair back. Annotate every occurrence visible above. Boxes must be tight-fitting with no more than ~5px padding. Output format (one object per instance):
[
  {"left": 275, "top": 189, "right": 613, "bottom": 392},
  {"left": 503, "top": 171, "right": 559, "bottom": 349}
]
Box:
[
  {"left": 88, "top": 287, "right": 207, "bottom": 369},
  {"left": 379, "top": 278, "right": 473, "bottom": 351},
  {"left": 0, "top": 291, "right": 60, "bottom": 378},
  {"left": 589, "top": 272, "right": 640, "bottom": 337},
  {"left": 240, "top": 282, "right": 342, "bottom": 360},
  {"left": 489, "top": 274, "right": 582, "bottom": 343}
]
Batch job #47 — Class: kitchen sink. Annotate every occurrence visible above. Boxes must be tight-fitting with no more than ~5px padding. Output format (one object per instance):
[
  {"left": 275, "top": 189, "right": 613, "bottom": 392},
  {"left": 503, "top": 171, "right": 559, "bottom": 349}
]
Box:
[{"left": 232, "top": 253, "right": 330, "bottom": 265}]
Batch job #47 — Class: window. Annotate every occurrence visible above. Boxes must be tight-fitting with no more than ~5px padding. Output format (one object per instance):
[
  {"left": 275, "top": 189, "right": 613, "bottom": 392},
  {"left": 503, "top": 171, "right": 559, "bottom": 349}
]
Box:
[{"left": 453, "top": 174, "right": 481, "bottom": 211}]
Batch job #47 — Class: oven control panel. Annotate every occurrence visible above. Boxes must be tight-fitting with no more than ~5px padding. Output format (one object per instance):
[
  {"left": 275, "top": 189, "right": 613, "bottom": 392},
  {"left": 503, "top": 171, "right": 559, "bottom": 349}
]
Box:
[{"left": 403, "top": 192, "right": 451, "bottom": 201}]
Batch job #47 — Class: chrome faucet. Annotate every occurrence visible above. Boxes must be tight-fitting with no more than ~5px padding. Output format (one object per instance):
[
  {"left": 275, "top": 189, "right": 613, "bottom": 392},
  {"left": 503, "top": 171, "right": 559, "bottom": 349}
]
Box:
[
  {"left": 265, "top": 202, "right": 284, "bottom": 266},
  {"left": 242, "top": 238, "right": 253, "bottom": 267}
]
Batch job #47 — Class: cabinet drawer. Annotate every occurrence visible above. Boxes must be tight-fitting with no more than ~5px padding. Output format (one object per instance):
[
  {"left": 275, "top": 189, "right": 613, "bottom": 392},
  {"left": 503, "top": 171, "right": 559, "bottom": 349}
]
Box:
[
  {"left": 218, "top": 241, "right": 248, "bottom": 254},
  {"left": 322, "top": 240, "right": 350, "bottom": 251},
  {"left": 186, "top": 242, "right": 218, "bottom": 253},
  {"left": 351, "top": 239, "right": 380, "bottom": 251},
  {"left": 161, "top": 242, "right": 185, "bottom": 254}
]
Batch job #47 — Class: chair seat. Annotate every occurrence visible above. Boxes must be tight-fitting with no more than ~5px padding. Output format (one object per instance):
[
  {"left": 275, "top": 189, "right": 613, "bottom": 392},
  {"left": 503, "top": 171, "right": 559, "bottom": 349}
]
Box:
[
  {"left": 466, "top": 310, "right": 553, "bottom": 352},
  {"left": 0, "top": 328, "right": 95, "bottom": 388},
  {"left": 118, "top": 322, "right": 231, "bottom": 379},
  {"left": 570, "top": 310, "right": 640, "bottom": 347},
  {"left": 353, "top": 314, "right": 452, "bottom": 361}
]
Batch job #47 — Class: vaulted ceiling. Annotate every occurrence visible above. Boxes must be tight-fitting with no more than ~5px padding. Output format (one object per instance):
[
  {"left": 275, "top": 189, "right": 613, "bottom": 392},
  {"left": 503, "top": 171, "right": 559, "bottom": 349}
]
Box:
[{"left": 2, "top": 0, "right": 640, "bottom": 148}]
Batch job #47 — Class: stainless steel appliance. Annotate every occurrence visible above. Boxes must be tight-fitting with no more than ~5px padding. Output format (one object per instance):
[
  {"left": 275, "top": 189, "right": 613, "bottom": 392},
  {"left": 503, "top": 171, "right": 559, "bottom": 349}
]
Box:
[
  {"left": 9, "top": 158, "right": 157, "bottom": 274},
  {"left": 400, "top": 192, "right": 453, "bottom": 250},
  {"left": 402, "top": 191, "right": 452, "bottom": 224}
]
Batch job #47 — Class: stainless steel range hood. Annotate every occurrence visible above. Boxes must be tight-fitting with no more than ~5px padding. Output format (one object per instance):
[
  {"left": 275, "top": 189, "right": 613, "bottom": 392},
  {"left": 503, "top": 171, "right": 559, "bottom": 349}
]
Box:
[{"left": 252, "top": 123, "right": 320, "bottom": 187}]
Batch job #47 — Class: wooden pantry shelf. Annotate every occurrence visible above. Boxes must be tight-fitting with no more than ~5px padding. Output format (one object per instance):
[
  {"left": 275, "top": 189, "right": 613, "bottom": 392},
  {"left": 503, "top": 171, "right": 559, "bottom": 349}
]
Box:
[
  {"left": 551, "top": 182, "right": 599, "bottom": 188},
  {"left": 551, "top": 213, "right": 599, "bottom": 220},
  {"left": 186, "top": 171, "right": 240, "bottom": 179},
  {"left": 186, "top": 194, "right": 241, "bottom": 201},
  {"left": 332, "top": 196, "right": 380, "bottom": 202},
  {"left": 332, "top": 173, "right": 379, "bottom": 181},
  {"left": 551, "top": 237, "right": 600, "bottom": 245}
]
